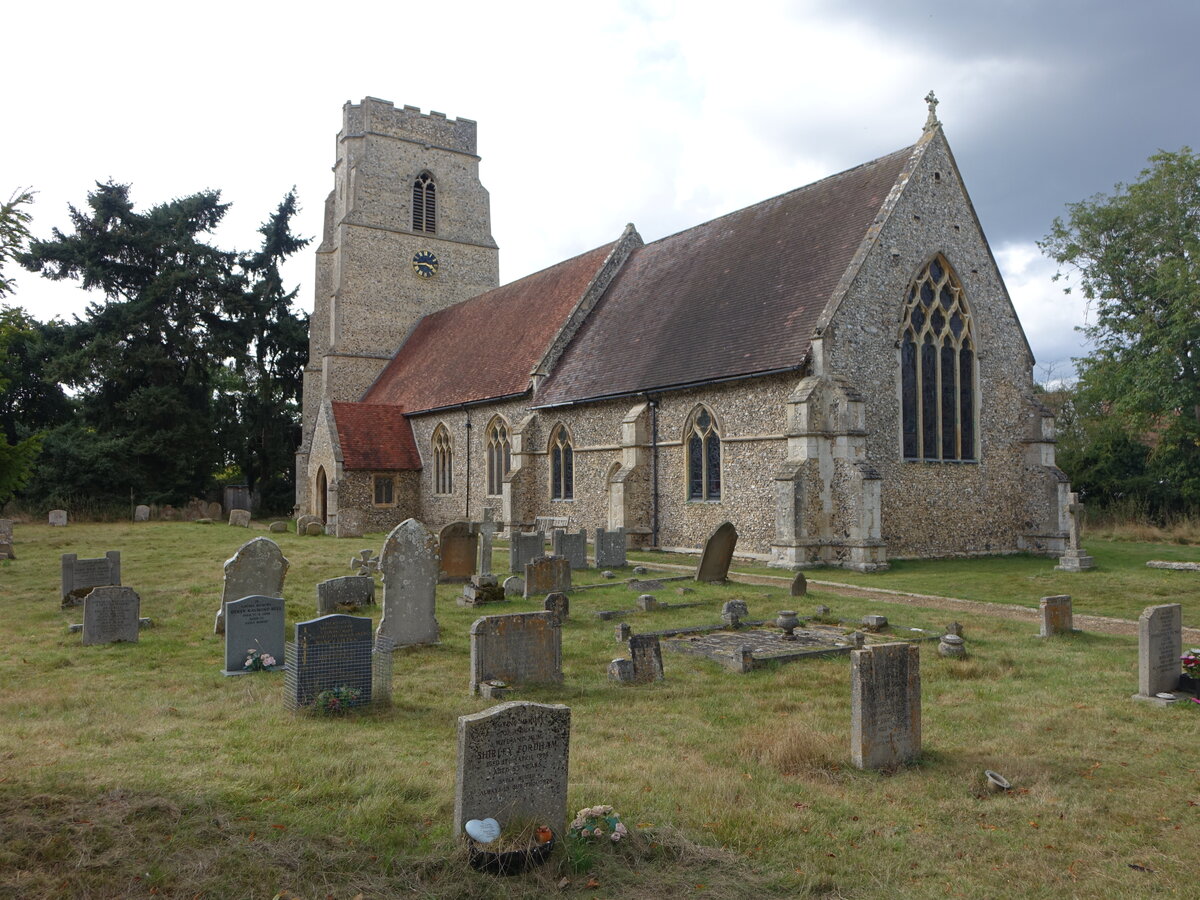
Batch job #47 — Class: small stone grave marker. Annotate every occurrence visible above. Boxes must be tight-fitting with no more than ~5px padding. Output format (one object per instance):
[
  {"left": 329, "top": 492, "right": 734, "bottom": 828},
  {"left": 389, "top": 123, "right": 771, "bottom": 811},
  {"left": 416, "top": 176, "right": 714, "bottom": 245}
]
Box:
[
  {"left": 1039, "top": 595, "right": 1073, "bottom": 637},
  {"left": 82, "top": 586, "right": 140, "bottom": 646},
  {"left": 629, "top": 634, "right": 664, "bottom": 683},
  {"left": 1134, "top": 603, "right": 1182, "bottom": 702},
  {"left": 49, "top": 509, "right": 67, "bottom": 526},
  {"left": 695, "top": 521, "right": 737, "bottom": 583},
  {"left": 224, "top": 595, "right": 285, "bottom": 675},
  {"left": 215, "top": 537, "right": 288, "bottom": 634},
  {"left": 509, "top": 530, "right": 545, "bottom": 574},
  {"left": 850, "top": 642, "right": 921, "bottom": 770},
  {"left": 269, "top": 521, "right": 288, "bottom": 533},
  {"left": 296, "top": 514, "right": 321, "bottom": 534},
  {"left": 551, "top": 528, "right": 588, "bottom": 569},
  {"left": 285, "top": 614, "right": 374, "bottom": 710},
  {"left": 0, "top": 519, "right": 13, "bottom": 560},
  {"left": 61, "top": 550, "right": 121, "bottom": 607},
  {"left": 503, "top": 575, "right": 524, "bottom": 598},
  {"left": 317, "top": 575, "right": 376, "bottom": 615},
  {"left": 377, "top": 518, "right": 439, "bottom": 647},
  {"left": 335, "top": 507, "right": 364, "bottom": 538},
  {"left": 544, "top": 591, "right": 569, "bottom": 623},
  {"left": 439, "top": 521, "right": 478, "bottom": 582},
  {"left": 469, "top": 611, "right": 563, "bottom": 694},
  {"left": 228, "top": 509, "right": 251, "bottom": 528},
  {"left": 594, "top": 527, "right": 626, "bottom": 568},
  {"left": 454, "top": 701, "right": 570, "bottom": 840},
  {"left": 133, "top": 505, "right": 150, "bottom": 522},
  {"left": 524, "top": 555, "right": 571, "bottom": 599},
  {"left": 790, "top": 572, "right": 808, "bottom": 597}
]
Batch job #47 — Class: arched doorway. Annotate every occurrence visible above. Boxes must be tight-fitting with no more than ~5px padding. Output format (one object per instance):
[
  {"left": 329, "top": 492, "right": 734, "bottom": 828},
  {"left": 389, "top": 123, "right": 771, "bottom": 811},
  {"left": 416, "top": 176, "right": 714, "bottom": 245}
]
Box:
[{"left": 315, "top": 466, "right": 328, "bottom": 523}]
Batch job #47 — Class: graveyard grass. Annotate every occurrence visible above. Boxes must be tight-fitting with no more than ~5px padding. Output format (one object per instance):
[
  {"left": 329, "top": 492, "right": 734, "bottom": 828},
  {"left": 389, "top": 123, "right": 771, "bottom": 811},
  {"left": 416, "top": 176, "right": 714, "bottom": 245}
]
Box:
[{"left": 0, "top": 524, "right": 1195, "bottom": 899}]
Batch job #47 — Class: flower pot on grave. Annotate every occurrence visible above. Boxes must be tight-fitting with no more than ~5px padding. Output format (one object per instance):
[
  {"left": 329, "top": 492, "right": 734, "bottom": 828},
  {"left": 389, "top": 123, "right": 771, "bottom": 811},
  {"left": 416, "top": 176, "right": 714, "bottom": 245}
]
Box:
[
  {"left": 1180, "top": 674, "right": 1199, "bottom": 696},
  {"left": 468, "top": 835, "right": 555, "bottom": 876}
]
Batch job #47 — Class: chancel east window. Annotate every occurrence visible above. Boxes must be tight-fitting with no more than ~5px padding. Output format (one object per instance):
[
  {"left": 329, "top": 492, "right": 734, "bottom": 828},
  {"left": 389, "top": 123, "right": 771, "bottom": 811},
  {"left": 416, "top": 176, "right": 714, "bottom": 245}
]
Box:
[
  {"left": 412, "top": 173, "right": 436, "bottom": 234},
  {"left": 486, "top": 418, "right": 511, "bottom": 496},
  {"left": 549, "top": 425, "right": 574, "bottom": 501},
  {"left": 686, "top": 406, "right": 722, "bottom": 500},
  {"left": 900, "top": 256, "right": 976, "bottom": 461},
  {"left": 433, "top": 425, "right": 453, "bottom": 494}
]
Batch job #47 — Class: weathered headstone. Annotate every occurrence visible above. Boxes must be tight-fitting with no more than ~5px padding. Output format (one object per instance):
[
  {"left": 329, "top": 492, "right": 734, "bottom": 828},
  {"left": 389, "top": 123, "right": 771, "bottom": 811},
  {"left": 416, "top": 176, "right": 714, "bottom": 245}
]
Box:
[
  {"left": 503, "top": 575, "right": 524, "bottom": 598},
  {"left": 524, "top": 555, "right": 571, "bottom": 599},
  {"left": 269, "top": 521, "right": 288, "bottom": 533},
  {"left": 594, "top": 527, "right": 627, "bottom": 568},
  {"left": 790, "top": 571, "right": 808, "bottom": 597},
  {"left": 286, "top": 614, "right": 374, "bottom": 709},
  {"left": 608, "top": 658, "right": 634, "bottom": 682},
  {"left": 133, "top": 505, "right": 150, "bottom": 523},
  {"left": 1039, "top": 595, "right": 1073, "bottom": 637},
  {"left": 0, "top": 519, "right": 14, "bottom": 560},
  {"left": 335, "top": 507, "right": 365, "bottom": 538},
  {"left": 215, "top": 537, "right": 289, "bottom": 634},
  {"left": 305, "top": 522, "right": 325, "bottom": 536},
  {"left": 317, "top": 575, "right": 376, "bottom": 615},
  {"left": 228, "top": 509, "right": 251, "bottom": 528},
  {"left": 1055, "top": 492, "right": 1096, "bottom": 571},
  {"left": 377, "top": 518, "right": 440, "bottom": 647},
  {"left": 476, "top": 507, "right": 500, "bottom": 577},
  {"left": 223, "top": 595, "right": 285, "bottom": 675},
  {"left": 61, "top": 550, "right": 121, "bottom": 607},
  {"left": 544, "top": 591, "right": 569, "bottom": 623},
  {"left": 207, "top": 501, "right": 223, "bottom": 520},
  {"left": 1135, "top": 603, "right": 1182, "bottom": 701},
  {"left": 509, "top": 530, "right": 545, "bottom": 574},
  {"left": 636, "top": 594, "right": 658, "bottom": 612},
  {"left": 82, "top": 586, "right": 140, "bottom": 646},
  {"left": 629, "top": 634, "right": 664, "bottom": 683},
  {"left": 439, "top": 521, "right": 478, "bottom": 582},
  {"left": 850, "top": 642, "right": 921, "bottom": 770},
  {"left": 296, "top": 514, "right": 320, "bottom": 533},
  {"left": 551, "top": 528, "right": 588, "bottom": 569},
  {"left": 695, "top": 521, "right": 737, "bottom": 583},
  {"left": 454, "top": 701, "right": 571, "bottom": 840},
  {"left": 469, "top": 611, "right": 562, "bottom": 694},
  {"left": 862, "top": 614, "right": 888, "bottom": 631},
  {"left": 49, "top": 509, "right": 68, "bottom": 527}
]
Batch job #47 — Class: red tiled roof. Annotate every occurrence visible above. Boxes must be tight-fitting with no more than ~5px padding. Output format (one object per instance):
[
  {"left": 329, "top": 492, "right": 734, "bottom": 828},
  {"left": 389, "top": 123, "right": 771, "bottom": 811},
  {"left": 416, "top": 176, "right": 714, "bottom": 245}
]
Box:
[
  {"left": 362, "top": 243, "right": 617, "bottom": 412},
  {"left": 333, "top": 402, "right": 422, "bottom": 470},
  {"left": 535, "top": 145, "right": 915, "bottom": 405}
]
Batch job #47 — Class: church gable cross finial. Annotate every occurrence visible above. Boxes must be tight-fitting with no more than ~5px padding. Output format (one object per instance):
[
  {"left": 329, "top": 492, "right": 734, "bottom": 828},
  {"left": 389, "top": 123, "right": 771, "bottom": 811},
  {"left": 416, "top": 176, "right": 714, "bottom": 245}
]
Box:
[{"left": 924, "top": 90, "right": 941, "bottom": 132}]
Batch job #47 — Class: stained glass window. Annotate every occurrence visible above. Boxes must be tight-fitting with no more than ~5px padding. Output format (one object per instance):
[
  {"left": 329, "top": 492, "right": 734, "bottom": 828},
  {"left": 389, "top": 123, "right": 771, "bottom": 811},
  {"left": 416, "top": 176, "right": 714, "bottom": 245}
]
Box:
[
  {"left": 550, "top": 425, "right": 573, "bottom": 501},
  {"left": 432, "top": 425, "right": 453, "bottom": 494},
  {"left": 686, "top": 406, "right": 721, "bottom": 500},
  {"left": 486, "top": 419, "right": 511, "bottom": 496}
]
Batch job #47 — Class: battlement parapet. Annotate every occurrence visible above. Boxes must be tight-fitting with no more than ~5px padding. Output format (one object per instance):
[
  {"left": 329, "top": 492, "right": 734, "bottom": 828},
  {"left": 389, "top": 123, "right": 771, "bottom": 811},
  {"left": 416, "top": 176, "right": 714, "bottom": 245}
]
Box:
[{"left": 341, "top": 97, "right": 477, "bottom": 154}]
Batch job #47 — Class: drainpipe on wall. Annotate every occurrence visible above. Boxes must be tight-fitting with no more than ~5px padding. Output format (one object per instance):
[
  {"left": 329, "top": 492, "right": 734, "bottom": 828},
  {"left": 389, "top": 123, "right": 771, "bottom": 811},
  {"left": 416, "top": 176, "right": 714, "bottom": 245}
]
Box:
[
  {"left": 464, "top": 414, "right": 472, "bottom": 520},
  {"left": 648, "top": 395, "right": 659, "bottom": 548}
]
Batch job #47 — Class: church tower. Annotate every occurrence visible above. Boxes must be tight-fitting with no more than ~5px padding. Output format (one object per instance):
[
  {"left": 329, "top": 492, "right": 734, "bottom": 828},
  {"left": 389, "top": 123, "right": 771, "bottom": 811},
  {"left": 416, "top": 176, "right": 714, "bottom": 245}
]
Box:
[{"left": 298, "top": 97, "right": 499, "bottom": 479}]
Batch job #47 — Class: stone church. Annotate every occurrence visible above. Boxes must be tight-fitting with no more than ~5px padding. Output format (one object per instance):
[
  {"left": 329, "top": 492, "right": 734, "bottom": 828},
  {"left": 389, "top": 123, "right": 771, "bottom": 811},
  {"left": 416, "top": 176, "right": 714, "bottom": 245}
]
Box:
[{"left": 296, "top": 95, "right": 1072, "bottom": 570}]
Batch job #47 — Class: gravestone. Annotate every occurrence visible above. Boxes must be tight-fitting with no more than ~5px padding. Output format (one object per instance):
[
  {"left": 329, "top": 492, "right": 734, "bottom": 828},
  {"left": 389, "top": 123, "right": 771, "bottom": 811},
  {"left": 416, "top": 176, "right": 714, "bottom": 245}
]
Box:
[
  {"left": 851, "top": 642, "right": 921, "bottom": 770},
  {"left": 350, "top": 549, "right": 379, "bottom": 576},
  {"left": 509, "top": 530, "right": 545, "bottom": 574},
  {"left": 439, "top": 521, "right": 478, "bottom": 582},
  {"left": 286, "top": 614, "right": 374, "bottom": 709},
  {"left": 49, "top": 509, "right": 67, "bottom": 526},
  {"left": 377, "top": 518, "right": 440, "bottom": 647},
  {"left": 476, "top": 507, "right": 500, "bottom": 577},
  {"left": 544, "top": 591, "right": 569, "bottom": 623},
  {"left": 551, "top": 528, "right": 588, "bottom": 569},
  {"left": 469, "top": 611, "right": 563, "bottom": 694},
  {"left": 503, "top": 575, "right": 524, "bottom": 598},
  {"left": 1146, "top": 560, "right": 1200, "bottom": 571},
  {"left": 524, "top": 555, "right": 571, "bottom": 599},
  {"left": 594, "top": 527, "right": 626, "bottom": 568},
  {"left": 269, "top": 521, "right": 288, "bottom": 533},
  {"left": 133, "top": 505, "right": 150, "bottom": 523},
  {"left": 215, "top": 537, "right": 289, "bottom": 634},
  {"left": 317, "top": 575, "right": 376, "bottom": 615},
  {"left": 207, "top": 501, "right": 223, "bottom": 520},
  {"left": 790, "top": 572, "right": 808, "bottom": 597},
  {"left": 228, "top": 509, "right": 251, "bottom": 528},
  {"left": 296, "top": 514, "right": 321, "bottom": 534},
  {"left": 305, "top": 522, "right": 325, "bottom": 536},
  {"left": 454, "top": 701, "right": 571, "bottom": 840},
  {"left": 1055, "top": 492, "right": 1096, "bottom": 571},
  {"left": 608, "top": 658, "right": 634, "bottom": 682},
  {"left": 1039, "top": 595, "right": 1073, "bottom": 637},
  {"left": 82, "top": 586, "right": 140, "bottom": 646},
  {"left": 0, "top": 519, "right": 14, "bottom": 560},
  {"left": 629, "top": 634, "right": 664, "bottom": 683},
  {"left": 223, "top": 595, "right": 285, "bottom": 675},
  {"left": 1135, "top": 603, "right": 1182, "bottom": 701},
  {"left": 336, "top": 507, "right": 365, "bottom": 539},
  {"left": 61, "top": 551, "right": 121, "bottom": 607},
  {"left": 695, "top": 521, "right": 737, "bottom": 583}
]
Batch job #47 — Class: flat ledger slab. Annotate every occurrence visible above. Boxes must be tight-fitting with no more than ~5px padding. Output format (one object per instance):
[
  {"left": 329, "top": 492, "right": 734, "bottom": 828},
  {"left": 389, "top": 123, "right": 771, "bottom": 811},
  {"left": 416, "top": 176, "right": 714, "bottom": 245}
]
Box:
[{"left": 663, "top": 625, "right": 913, "bottom": 672}]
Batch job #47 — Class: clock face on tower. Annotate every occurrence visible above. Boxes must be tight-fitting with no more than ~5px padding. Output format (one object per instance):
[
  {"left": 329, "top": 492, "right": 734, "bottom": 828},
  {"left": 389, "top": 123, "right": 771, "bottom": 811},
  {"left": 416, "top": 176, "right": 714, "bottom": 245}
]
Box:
[{"left": 412, "top": 249, "right": 439, "bottom": 278}]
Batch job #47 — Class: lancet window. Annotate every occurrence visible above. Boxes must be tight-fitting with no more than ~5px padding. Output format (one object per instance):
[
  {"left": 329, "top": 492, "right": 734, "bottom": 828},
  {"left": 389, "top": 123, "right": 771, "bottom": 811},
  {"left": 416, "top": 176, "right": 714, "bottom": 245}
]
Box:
[
  {"left": 413, "top": 172, "right": 437, "bottom": 234},
  {"left": 432, "top": 425, "right": 453, "bottom": 494},
  {"left": 686, "top": 406, "right": 722, "bottom": 501},
  {"left": 486, "top": 418, "right": 512, "bottom": 496},
  {"left": 549, "top": 425, "right": 574, "bottom": 501}
]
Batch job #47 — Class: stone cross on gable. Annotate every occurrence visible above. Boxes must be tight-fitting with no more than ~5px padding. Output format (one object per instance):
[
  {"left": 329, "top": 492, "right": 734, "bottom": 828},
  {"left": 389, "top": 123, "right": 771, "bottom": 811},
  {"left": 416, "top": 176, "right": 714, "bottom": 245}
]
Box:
[
  {"left": 924, "top": 90, "right": 940, "bottom": 131},
  {"left": 350, "top": 549, "right": 380, "bottom": 576},
  {"left": 475, "top": 508, "right": 499, "bottom": 577},
  {"left": 1066, "top": 492, "right": 1083, "bottom": 551}
]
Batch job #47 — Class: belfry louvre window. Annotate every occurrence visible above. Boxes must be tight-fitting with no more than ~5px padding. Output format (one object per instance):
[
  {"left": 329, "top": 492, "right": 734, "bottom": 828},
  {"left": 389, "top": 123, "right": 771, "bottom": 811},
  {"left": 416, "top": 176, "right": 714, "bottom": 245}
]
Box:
[
  {"left": 900, "top": 256, "right": 976, "bottom": 461},
  {"left": 549, "top": 425, "right": 573, "bottom": 501},
  {"left": 686, "top": 406, "right": 721, "bottom": 500},
  {"left": 486, "top": 418, "right": 511, "bottom": 496},
  {"left": 432, "top": 425, "right": 453, "bottom": 494},
  {"left": 412, "top": 173, "right": 436, "bottom": 234}
]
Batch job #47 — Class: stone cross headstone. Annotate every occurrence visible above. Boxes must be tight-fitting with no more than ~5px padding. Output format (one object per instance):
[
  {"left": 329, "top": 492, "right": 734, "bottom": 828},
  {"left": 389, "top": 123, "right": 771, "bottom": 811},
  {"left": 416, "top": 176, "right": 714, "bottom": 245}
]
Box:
[
  {"left": 524, "top": 555, "right": 571, "bottom": 599},
  {"left": 509, "top": 530, "right": 545, "bottom": 574},
  {"left": 544, "top": 591, "right": 569, "bottom": 623},
  {"left": 439, "top": 521, "right": 478, "bottom": 582},
  {"left": 594, "top": 527, "right": 627, "bottom": 568},
  {"left": 1054, "top": 492, "right": 1096, "bottom": 571},
  {"left": 629, "top": 633, "right": 664, "bottom": 683},
  {"left": 1135, "top": 603, "right": 1182, "bottom": 700},
  {"left": 61, "top": 550, "right": 121, "bottom": 607},
  {"left": 350, "top": 549, "right": 380, "bottom": 576},
  {"left": 1039, "top": 595, "right": 1073, "bottom": 637},
  {"left": 224, "top": 595, "right": 285, "bottom": 675},
  {"left": 49, "top": 509, "right": 67, "bottom": 526},
  {"left": 286, "top": 614, "right": 374, "bottom": 709},
  {"left": 317, "top": 575, "right": 376, "bottom": 615},
  {"left": 82, "top": 586, "right": 140, "bottom": 646},
  {"left": 228, "top": 509, "right": 251, "bottom": 528},
  {"left": 850, "top": 642, "right": 921, "bottom": 770},
  {"left": 215, "top": 537, "right": 289, "bottom": 634},
  {"left": 454, "top": 701, "right": 570, "bottom": 840},
  {"left": 133, "top": 505, "right": 150, "bottom": 523},
  {"left": 695, "top": 521, "right": 737, "bottom": 583},
  {"left": 475, "top": 507, "right": 499, "bottom": 577},
  {"left": 335, "top": 506, "right": 365, "bottom": 538},
  {"left": 551, "top": 528, "right": 588, "bottom": 569},
  {"left": 469, "top": 611, "right": 563, "bottom": 694},
  {"left": 377, "top": 518, "right": 440, "bottom": 647}
]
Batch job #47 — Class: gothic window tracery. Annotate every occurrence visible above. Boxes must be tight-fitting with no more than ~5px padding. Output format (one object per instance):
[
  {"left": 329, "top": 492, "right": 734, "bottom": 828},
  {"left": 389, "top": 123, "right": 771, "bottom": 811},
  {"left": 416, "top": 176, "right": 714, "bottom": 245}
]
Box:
[
  {"left": 432, "top": 424, "right": 453, "bottom": 494},
  {"left": 900, "top": 256, "right": 976, "bottom": 461},
  {"left": 486, "top": 417, "right": 511, "bottom": 496},
  {"left": 686, "top": 406, "right": 722, "bottom": 500},
  {"left": 549, "top": 424, "right": 574, "bottom": 501},
  {"left": 413, "top": 172, "right": 437, "bottom": 234}
]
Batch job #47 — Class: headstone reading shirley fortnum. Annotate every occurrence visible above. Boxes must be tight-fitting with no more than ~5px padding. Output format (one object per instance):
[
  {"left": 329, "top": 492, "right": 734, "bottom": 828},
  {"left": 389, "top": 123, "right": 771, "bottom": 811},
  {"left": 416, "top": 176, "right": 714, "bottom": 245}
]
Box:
[
  {"left": 285, "top": 614, "right": 373, "bottom": 709},
  {"left": 82, "top": 586, "right": 141, "bottom": 646},
  {"left": 377, "top": 518, "right": 440, "bottom": 647},
  {"left": 223, "top": 595, "right": 285, "bottom": 675},
  {"left": 696, "top": 521, "right": 737, "bottom": 583},
  {"left": 510, "top": 530, "right": 545, "bottom": 574},
  {"left": 469, "top": 611, "right": 563, "bottom": 694},
  {"left": 524, "top": 555, "right": 571, "bottom": 599},
  {"left": 214, "top": 537, "right": 289, "bottom": 634},
  {"left": 1039, "top": 595, "right": 1073, "bottom": 637},
  {"left": 594, "top": 527, "right": 626, "bottom": 569},
  {"left": 61, "top": 551, "right": 121, "bottom": 606},
  {"left": 551, "top": 529, "right": 588, "bottom": 569},
  {"left": 851, "top": 642, "right": 921, "bottom": 770},
  {"left": 455, "top": 701, "right": 570, "bottom": 840},
  {"left": 439, "top": 521, "right": 478, "bottom": 582},
  {"left": 317, "top": 575, "right": 376, "bottom": 615},
  {"left": 1134, "top": 603, "right": 1183, "bottom": 701}
]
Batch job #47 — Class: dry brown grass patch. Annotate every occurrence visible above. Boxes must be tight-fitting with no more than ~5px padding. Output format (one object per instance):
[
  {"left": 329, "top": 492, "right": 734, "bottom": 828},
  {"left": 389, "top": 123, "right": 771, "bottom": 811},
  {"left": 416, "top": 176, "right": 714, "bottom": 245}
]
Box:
[{"left": 737, "top": 719, "right": 843, "bottom": 780}]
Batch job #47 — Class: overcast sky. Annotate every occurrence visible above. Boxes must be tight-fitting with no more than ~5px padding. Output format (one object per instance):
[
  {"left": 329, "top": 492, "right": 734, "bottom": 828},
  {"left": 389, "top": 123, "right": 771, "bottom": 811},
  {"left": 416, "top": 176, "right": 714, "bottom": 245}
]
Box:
[{"left": 5, "top": 0, "right": 1199, "bottom": 381}]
